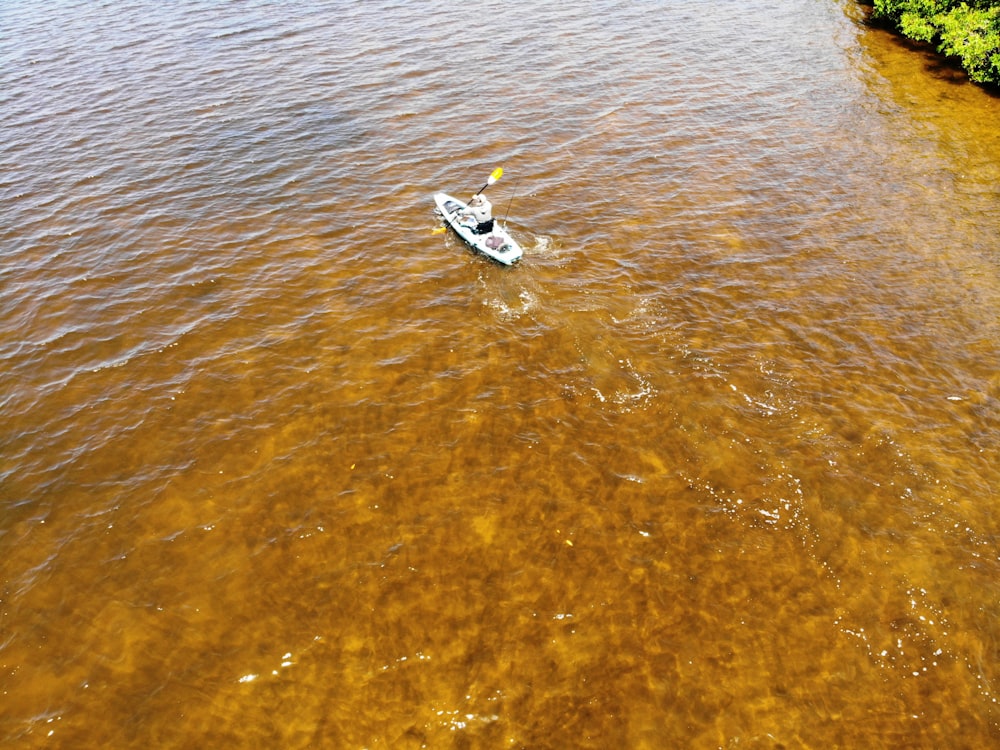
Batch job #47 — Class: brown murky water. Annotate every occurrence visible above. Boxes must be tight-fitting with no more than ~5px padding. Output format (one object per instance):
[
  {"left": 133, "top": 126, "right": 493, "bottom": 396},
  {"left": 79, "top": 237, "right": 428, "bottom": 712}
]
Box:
[{"left": 2, "top": 1, "right": 999, "bottom": 747}]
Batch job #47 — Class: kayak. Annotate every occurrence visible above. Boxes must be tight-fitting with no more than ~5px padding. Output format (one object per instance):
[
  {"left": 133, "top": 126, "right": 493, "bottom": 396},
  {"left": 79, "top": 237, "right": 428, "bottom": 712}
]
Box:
[{"left": 434, "top": 192, "right": 523, "bottom": 266}]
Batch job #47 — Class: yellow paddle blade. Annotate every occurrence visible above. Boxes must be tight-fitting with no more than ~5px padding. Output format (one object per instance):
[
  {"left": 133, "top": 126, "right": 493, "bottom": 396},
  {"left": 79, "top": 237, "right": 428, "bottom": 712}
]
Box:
[
  {"left": 431, "top": 226, "right": 447, "bottom": 234},
  {"left": 490, "top": 167, "right": 503, "bottom": 182}
]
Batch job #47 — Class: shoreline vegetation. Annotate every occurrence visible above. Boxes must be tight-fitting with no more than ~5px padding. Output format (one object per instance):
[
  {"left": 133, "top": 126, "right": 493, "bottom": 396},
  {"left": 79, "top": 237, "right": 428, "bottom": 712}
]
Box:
[{"left": 865, "top": 0, "right": 1000, "bottom": 87}]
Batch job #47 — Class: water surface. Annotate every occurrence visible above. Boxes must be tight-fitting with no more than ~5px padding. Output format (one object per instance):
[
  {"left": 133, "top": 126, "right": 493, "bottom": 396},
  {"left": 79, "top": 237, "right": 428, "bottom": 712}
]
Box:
[{"left": 2, "top": 1, "right": 999, "bottom": 747}]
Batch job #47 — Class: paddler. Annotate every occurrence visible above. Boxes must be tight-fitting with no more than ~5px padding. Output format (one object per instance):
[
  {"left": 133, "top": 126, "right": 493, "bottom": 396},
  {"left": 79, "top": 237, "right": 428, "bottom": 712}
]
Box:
[{"left": 463, "top": 194, "right": 494, "bottom": 235}]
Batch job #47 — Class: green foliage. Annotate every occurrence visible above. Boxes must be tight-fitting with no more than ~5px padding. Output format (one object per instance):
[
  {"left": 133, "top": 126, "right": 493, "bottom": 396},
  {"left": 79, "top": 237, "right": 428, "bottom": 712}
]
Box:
[
  {"left": 937, "top": 4, "right": 1000, "bottom": 83},
  {"left": 901, "top": 1, "right": 951, "bottom": 41},
  {"left": 871, "top": 0, "right": 1000, "bottom": 86}
]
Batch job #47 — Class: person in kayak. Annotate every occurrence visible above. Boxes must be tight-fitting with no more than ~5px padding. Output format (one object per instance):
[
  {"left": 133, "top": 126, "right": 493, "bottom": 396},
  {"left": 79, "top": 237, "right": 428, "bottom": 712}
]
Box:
[{"left": 463, "top": 194, "right": 494, "bottom": 234}]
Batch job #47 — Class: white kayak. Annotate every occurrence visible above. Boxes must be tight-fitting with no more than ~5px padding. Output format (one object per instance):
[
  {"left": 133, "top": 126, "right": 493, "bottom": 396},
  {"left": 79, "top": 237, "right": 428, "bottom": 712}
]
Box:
[{"left": 434, "top": 192, "right": 523, "bottom": 266}]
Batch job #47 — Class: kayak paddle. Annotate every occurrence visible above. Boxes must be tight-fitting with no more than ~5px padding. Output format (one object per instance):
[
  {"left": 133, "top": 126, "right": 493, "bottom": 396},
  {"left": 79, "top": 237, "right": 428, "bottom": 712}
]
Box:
[{"left": 474, "top": 167, "right": 503, "bottom": 196}]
